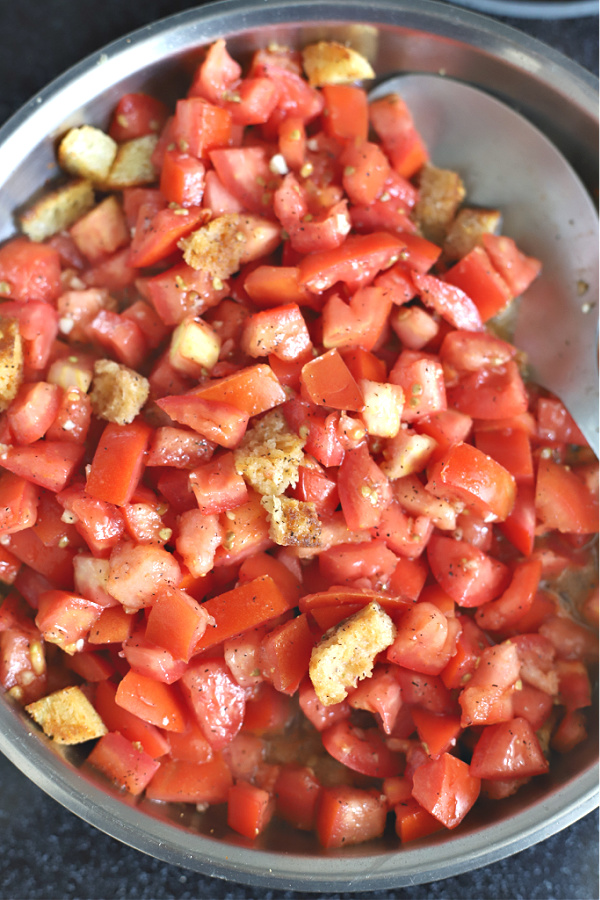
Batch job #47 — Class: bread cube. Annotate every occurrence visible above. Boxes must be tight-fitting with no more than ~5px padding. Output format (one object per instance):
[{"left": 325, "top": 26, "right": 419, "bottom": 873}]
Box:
[
  {"left": 58, "top": 125, "right": 118, "bottom": 183},
  {"left": 26, "top": 685, "right": 107, "bottom": 745},
  {"left": 302, "top": 41, "right": 375, "bottom": 87},
  {"left": 19, "top": 178, "right": 95, "bottom": 243},
  {"left": 89, "top": 358, "right": 150, "bottom": 425}
]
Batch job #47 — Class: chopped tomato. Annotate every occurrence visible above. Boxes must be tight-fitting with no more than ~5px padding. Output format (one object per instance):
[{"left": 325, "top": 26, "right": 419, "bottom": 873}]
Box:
[{"left": 411, "top": 753, "right": 480, "bottom": 829}]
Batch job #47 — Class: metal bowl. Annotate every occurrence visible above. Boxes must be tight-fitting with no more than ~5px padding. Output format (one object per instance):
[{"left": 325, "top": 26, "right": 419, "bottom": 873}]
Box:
[{"left": 0, "top": 0, "right": 597, "bottom": 891}]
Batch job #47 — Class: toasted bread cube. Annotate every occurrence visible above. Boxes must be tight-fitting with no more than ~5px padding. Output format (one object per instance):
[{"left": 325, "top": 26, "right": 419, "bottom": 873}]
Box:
[
  {"left": 261, "top": 494, "right": 321, "bottom": 547},
  {"left": 103, "top": 134, "right": 159, "bottom": 189},
  {"left": 19, "top": 178, "right": 95, "bottom": 243},
  {"left": 309, "top": 601, "right": 396, "bottom": 705},
  {"left": 443, "top": 207, "right": 502, "bottom": 261},
  {"left": 414, "top": 164, "right": 466, "bottom": 245},
  {"left": 26, "top": 685, "right": 107, "bottom": 745},
  {"left": 0, "top": 317, "right": 23, "bottom": 411},
  {"left": 58, "top": 125, "right": 118, "bottom": 183},
  {"left": 234, "top": 410, "right": 306, "bottom": 496},
  {"left": 302, "top": 41, "right": 375, "bottom": 87},
  {"left": 89, "top": 358, "right": 150, "bottom": 425}
]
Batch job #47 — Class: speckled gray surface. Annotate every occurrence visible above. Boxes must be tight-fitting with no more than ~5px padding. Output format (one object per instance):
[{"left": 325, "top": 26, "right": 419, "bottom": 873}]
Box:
[{"left": 0, "top": 2, "right": 598, "bottom": 898}]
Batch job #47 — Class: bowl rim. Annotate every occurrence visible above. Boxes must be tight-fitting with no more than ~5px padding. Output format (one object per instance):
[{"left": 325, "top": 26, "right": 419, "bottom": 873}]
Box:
[{"left": 0, "top": 0, "right": 597, "bottom": 890}]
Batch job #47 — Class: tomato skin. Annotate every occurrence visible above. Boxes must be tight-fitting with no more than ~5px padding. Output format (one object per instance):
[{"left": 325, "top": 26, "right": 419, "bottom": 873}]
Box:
[
  {"left": 447, "top": 361, "right": 529, "bottom": 420},
  {"left": 115, "top": 669, "right": 187, "bottom": 732},
  {"left": 475, "top": 559, "right": 542, "bottom": 633},
  {"left": 411, "top": 752, "right": 481, "bottom": 829},
  {"left": 387, "top": 602, "right": 459, "bottom": 677},
  {"left": 259, "top": 613, "right": 314, "bottom": 695},
  {"left": 459, "top": 642, "right": 520, "bottom": 727},
  {"left": 301, "top": 348, "right": 363, "bottom": 411},
  {"left": 347, "top": 665, "right": 403, "bottom": 735},
  {"left": 180, "top": 657, "right": 246, "bottom": 750},
  {"left": 469, "top": 717, "right": 549, "bottom": 781}
]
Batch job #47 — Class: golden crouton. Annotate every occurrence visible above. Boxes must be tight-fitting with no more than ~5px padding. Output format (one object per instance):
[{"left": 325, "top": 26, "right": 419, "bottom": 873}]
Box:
[
  {"left": 234, "top": 410, "right": 306, "bottom": 496},
  {"left": 309, "top": 601, "right": 396, "bottom": 705},
  {"left": 302, "top": 41, "right": 375, "bottom": 87},
  {"left": 19, "top": 178, "right": 95, "bottom": 243},
  {"left": 103, "top": 134, "right": 159, "bottom": 189},
  {"left": 26, "top": 685, "right": 107, "bottom": 745},
  {"left": 261, "top": 494, "right": 321, "bottom": 547},
  {"left": 89, "top": 358, "right": 150, "bottom": 425},
  {"left": 58, "top": 125, "right": 118, "bottom": 184},
  {"left": 179, "top": 213, "right": 279, "bottom": 281},
  {"left": 0, "top": 316, "right": 23, "bottom": 411},
  {"left": 414, "top": 163, "right": 466, "bottom": 245},
  {"left": 443, "top": 207, "right": 502, "bottom": 261}
]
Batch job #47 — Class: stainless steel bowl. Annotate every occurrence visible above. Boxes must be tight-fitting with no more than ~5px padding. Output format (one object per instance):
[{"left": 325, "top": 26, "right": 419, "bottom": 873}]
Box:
[{"left": 0, "top": 0, "right": 597, "bottom": 890}]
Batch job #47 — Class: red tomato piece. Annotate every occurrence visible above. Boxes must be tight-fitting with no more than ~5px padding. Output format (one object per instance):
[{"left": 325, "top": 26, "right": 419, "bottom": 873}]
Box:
[
  {"left": 0, "top": 237, "right": 61, "bottom": 303},
  {"left": 369, "top": 94, "right": 429, "bottom": 179},
  {"left": 387, "top": 602, "right": 451, "bottom": 676},
  {"left": 95, "top": 679, "right": 170, "bottom": 758},
  {"left": 195, "top": 575, "right": 294, "bottom": 652},
  {"left": 115, "top": 669, "right": 187, "bottom": 732},
  {"left": 481, "top": 233, "right": 541, "bottom": 297},
  {"left": 0, "top": 472, "right": 38, "bottom": 536},
  {"left": 109, "top": 92, "right": 169, "bottom": 141},
  {"left": 459, "top": 641, "right": 520, "bottom": 727},
  {"left": 322, "top": 719, "right": 403, "bottom": 778},
  {"left": 190, "top": 364, "right": 287, "bottom": 418},
  {"left": 259, "top": 613, "right": 314, "bottom": 695},
  {"left": 86, "top": 420, "right": 152, "bottom": 507},
  {"left": 427, "top": 536, "right": 511, "bottom": 607},
  {"left": 275, "top": 765, "right": 322, "bottom": 831},
  {"left": 301, "top": 349, "right": 363, "bottom": 411},
  {"left": 444, "top": 246, "right": 513, "bottom": 321},
  {"left": 316, "top": 785, "right": 387, "bottom": 849},
  {"left": 189, "top": 452, "right": 248, "bottom": 515},
  {"left": 129, "top": 204, "right": 209, "bottom": 269},
  {"left": 470, "top": 717, "right": 549, "bottom": 781},
  {"left": 411, "top": 753, "right": 480, "bottom": 829},
  {"left": 389, "top": 350, "right": 447, "bottom": 422},
  {"left": 395, "top": 801, "right": 444, "bottom": 843},
  {"left": 242, "top": 303, "right": 312, "bottom": 361},
  {"left": 87, "top": 732, "right": 160, "bottom": 795},
  {"left": 447, "top": 361, "right": 529, "bottom": 420},
  {"left": 145, "top": 585, "right": 213, "bottom": 662},
  {"left": 337, "top": 444, "right": 392, "bottom": 531},
  {"left": 411, "top": 708, "right": 462, "bottom": 760},
  {"left": 159, "top": 150, "right": 206, "bottom": 207},
  {"left": 297, "top": 232, "right": 407, "bottom": 293},
  {"left": 347, "top": 665, "right": 403, "bottom": 735},
  {"left": 535, "top": 457, "right": 599, "bottom": 534},
  {"left": 35, "top": 590, "right": 103, "bottom": 652},
  {"left": 145, "top": 754, "right": 233, "bottom": 803},
  {"left": 412, "top": 271, "right": 483, "bottom": 332},
  {"left": 1, "top": 300, "right": 58, "bottom": 370},
  {"left": 321, "top": 84, "right": 369, "bottom": 142},
  {"left": 475, "top": 559, "right": 542, "bottom": 632},
  {"left": 0, "top": 441, "right": 84, "bottom": 493},
  {"left": 298, "top": 677, "right": 351, "bottom": 732},
  {"left": 426, "top": 441, "right": 516, "bottom": 523},
  {"left": 227, "top": 781, "right": 275, "bottom": 840},
  {"left": 180, "top": 657, "right": 246, "bottom": 749}
]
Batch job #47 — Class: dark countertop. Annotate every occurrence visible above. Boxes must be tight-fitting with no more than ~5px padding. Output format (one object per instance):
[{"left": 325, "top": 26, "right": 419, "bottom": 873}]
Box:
[{"left": 0, "top": 2, "right": 598, "bottom": 898}]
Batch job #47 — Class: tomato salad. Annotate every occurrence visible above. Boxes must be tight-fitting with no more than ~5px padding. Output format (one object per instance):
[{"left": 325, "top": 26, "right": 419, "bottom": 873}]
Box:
[{"left": 0, "top": 38, "right": 597, "bottom": 849}]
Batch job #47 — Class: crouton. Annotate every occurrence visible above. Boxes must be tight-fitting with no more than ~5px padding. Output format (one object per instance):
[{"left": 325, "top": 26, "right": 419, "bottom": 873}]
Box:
[
  {"left": 26, "top": 685, "right": 107, "bottom": 745},
  {"left": 261, "top": 494, "right": 321, "bottom": 547},
  {"left": 179, "top": 213, "right": 280, "bottom": 281},
  {"left": 89, "top": 358, "right": 150, "bottom": 425},
  {"left": 58, "top": 125, "right": 118, "bottom": 184},
  {"left": 103, "top": 134, "right": 159, "bottom": 189},
  {"left": 309, "top": 601, "right": 396, "bottom": 705},
  {"left": 414, "top": 164, "right": 466, "bottom": 245},
  {"left": 0, "top": 316, "right": 23, "bottom": 411},
  {"left": 234, "top": 409, "right": 305, "bottom": 496},
  {"left": 19, "top": 178, "right": 95, "bottom": 243},
  {"left": 443, "top": 207, "right": 502, "bottom": 261},
  {"left": 302, "top": 41, "right": 375, "bottom": 87}
]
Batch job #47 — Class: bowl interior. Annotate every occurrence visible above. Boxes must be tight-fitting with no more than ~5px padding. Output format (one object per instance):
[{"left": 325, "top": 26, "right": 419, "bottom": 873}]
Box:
[{"left": 0, "top": 0, "right": 597, "bottom": 890}]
